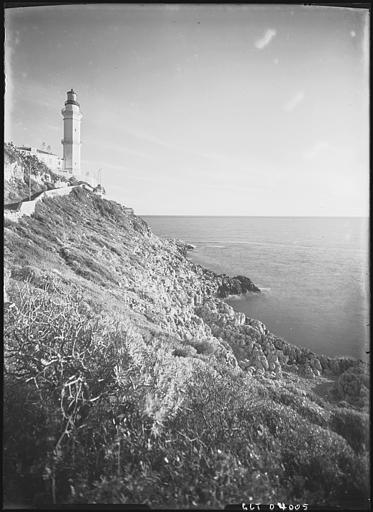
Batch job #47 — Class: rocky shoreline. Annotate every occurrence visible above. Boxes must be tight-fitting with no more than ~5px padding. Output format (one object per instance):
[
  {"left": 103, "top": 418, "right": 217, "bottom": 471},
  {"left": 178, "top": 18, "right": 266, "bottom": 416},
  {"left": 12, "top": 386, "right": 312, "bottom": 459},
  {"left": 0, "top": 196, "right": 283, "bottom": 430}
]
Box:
[{"left": 169, "top": 237, "right": 369, "bottom": 406}]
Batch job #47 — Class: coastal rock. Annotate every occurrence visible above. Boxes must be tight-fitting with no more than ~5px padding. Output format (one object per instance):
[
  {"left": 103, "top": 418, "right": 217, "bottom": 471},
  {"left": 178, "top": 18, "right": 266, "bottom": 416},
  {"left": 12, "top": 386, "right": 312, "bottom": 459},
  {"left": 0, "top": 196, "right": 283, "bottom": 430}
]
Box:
[
  {"left": 259, "top": 355, "right": 269, "bottom": 371},
  {"left": 217, "top": 275, "right": 261, "bottom": 298},
  {"left": 303, "top": 365, "right": 316, "bottom": 379},
  {"left": 234, "top": 311, "right": 246, "bottom": 326},
  {"left": 286, "top": 364, "right": 299, "bottom": 374},
  {"left": 274, "top": 362, "right": 282, "bottom": 377},
  {"left": 245, "top": 318, "right": 268, "bottom": 336},
  {"left": 276, "top": 350, "right": 287, "bottom": 364},
  {"left": 318, "top": 355, "right": 330, "bottom": 370},
  {"left": 310, "top": 357, "right": 322, "bottom": 373},
  {"left": 268, "top": 358, "right": 278, "bottom": 372},
  {"left": 240, "top": 359, "right": 251, "bottom": 369},
  {"left": 329, "top": 359, "right": 343, "bottom": 375},
  {"left": 246, "top": 367, "right": 254, "bottom": 377},
  {"left": 193, "top": 293, "right": 326, "bottom": 380}
]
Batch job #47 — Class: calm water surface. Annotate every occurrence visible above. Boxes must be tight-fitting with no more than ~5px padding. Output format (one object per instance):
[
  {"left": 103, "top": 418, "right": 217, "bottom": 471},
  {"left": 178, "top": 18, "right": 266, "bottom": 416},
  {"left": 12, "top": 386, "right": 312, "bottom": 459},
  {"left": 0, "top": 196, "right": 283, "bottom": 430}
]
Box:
[{"left": 142, "top": 216, "right": 369, "bottom": 360}]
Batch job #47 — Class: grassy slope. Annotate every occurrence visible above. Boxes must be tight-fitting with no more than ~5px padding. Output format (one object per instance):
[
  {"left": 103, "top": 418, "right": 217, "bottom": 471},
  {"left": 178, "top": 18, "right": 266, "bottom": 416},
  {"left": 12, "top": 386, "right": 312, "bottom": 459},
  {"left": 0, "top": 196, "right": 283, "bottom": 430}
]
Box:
[{"left": 3, "top": 188, "right": 370, "bottom": 508}]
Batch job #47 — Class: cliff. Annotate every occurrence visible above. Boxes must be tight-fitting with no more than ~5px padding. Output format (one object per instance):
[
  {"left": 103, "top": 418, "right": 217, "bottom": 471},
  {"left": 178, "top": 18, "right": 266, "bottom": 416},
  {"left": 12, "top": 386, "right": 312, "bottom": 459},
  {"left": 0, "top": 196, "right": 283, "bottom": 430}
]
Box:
[{"left": 3, "top": 187, "right": 369, "bottom": 508}]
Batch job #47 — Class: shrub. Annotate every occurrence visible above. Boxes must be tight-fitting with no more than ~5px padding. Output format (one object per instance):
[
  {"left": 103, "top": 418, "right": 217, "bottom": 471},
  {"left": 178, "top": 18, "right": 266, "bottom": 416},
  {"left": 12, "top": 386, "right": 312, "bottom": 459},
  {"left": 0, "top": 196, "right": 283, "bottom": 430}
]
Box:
[
  {"left": 4, "top": 282, "right": 129, "bottom": 504},
  {"left": 280, "top": 422, "right": 369, "bottom": 506},
  {"left": 190, "top": 339, "right": 216, "bottom": 355},
  {"left": 330, "top": 408, "right": 369, "bottom": 453},
  {"left": 172, "top": 345, "right": 197, "bottom": 357},
  {"left": 334, "top": 364, "right": 369, "bottom": 407}
]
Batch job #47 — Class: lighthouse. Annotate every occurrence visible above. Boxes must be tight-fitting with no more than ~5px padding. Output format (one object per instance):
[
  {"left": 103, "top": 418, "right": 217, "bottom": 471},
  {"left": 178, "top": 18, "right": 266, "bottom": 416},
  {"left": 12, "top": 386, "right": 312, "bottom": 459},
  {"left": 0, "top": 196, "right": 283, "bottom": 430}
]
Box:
[{"left": 61, "top": 89, "right": 82, "bottom": 177}]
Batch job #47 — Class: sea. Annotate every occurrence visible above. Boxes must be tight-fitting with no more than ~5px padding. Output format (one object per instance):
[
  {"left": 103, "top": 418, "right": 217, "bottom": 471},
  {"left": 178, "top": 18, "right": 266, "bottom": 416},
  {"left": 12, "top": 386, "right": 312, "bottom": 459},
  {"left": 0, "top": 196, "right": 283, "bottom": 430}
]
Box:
[{"left": 142, "top": 216, "right": 369, "bottom": 361}]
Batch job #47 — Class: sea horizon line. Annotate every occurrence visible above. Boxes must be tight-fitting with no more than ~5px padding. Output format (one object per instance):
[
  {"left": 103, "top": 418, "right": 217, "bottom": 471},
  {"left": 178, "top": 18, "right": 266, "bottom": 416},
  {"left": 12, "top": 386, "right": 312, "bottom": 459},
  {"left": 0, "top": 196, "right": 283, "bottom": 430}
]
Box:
[{"left": 139, "top": 214, "right": 369, "bottom": 218}]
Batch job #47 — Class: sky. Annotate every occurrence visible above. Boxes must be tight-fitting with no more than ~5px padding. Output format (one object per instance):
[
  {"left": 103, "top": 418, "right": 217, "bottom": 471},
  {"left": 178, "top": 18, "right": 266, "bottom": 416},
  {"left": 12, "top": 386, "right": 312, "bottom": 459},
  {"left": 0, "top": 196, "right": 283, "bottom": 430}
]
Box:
[{"left": 5, "top": 4, "right": 369, "bottom": 216}]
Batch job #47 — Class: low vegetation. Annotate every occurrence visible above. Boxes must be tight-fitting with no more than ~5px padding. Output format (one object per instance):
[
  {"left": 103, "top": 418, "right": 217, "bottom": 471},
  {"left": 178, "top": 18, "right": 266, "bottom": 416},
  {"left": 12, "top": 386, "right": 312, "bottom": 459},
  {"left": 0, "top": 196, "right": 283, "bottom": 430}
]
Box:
[{"left": 4, "top": 283, "right": 369, "bottom": 508}]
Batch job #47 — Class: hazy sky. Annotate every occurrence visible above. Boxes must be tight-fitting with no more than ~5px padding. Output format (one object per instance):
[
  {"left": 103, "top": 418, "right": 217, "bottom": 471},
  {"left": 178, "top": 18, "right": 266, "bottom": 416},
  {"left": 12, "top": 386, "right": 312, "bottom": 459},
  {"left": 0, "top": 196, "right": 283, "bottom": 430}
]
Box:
[{"left": 5, "top": 4, "right": 369, "bottom": 215}]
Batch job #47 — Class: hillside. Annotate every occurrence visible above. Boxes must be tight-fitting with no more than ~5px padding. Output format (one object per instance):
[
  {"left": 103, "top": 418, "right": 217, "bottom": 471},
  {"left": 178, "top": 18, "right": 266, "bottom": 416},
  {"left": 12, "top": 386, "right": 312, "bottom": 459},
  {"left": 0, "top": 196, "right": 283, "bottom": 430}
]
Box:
[
  {"left": 3, "top": 186, "right": 370, "bottom": 508},
  {"left": 4, "top": 143, "right": 71, "bottom": 205}
]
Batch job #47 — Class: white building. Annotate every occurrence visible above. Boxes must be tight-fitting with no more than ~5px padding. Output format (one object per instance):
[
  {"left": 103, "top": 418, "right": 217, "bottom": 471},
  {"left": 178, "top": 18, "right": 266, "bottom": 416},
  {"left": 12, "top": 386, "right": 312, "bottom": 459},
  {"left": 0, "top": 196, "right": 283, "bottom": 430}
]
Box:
[
  {"left": 16, "top": 146, "right": 64, "bottom": 173},
  {"left": 61, "top": 89, "right": 82, "bottom": 177}
]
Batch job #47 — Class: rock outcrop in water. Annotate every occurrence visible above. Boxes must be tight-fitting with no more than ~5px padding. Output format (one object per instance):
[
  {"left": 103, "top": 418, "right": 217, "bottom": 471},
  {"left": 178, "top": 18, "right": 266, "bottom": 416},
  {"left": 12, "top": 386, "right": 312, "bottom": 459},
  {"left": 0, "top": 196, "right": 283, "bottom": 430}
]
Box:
[{"left": 216, "top": 274, "right": 261, "bottom": 297}]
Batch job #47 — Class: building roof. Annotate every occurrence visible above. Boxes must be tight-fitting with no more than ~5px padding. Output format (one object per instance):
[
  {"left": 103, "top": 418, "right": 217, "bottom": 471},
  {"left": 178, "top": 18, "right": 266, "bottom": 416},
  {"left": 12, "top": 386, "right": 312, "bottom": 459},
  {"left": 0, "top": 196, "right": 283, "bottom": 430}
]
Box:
[
  {"left": 37, "top": 149, "right": 58, "bottom": 156},
  {"left": 17, "top": 146, "right": 59, "bottom": 157}
]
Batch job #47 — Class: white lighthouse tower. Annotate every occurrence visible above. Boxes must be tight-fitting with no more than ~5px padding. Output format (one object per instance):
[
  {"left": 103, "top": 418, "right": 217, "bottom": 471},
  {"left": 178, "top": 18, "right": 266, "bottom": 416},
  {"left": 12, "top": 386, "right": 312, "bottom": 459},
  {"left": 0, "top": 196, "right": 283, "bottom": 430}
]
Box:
[{"left": 61, "top": 89, "right": 82, "bottom": 177}]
